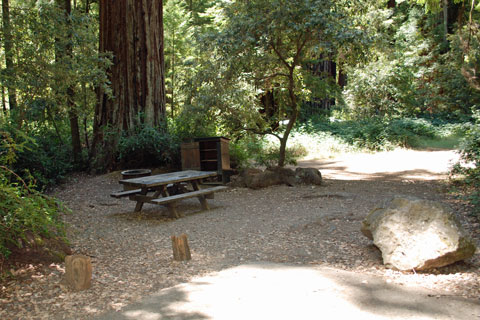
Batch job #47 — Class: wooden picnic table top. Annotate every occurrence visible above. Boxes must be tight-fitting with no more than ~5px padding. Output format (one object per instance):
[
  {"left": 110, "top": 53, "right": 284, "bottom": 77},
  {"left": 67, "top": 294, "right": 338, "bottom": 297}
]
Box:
[{"left": 119, "top": 170, "right": 218, "bottom": 189}]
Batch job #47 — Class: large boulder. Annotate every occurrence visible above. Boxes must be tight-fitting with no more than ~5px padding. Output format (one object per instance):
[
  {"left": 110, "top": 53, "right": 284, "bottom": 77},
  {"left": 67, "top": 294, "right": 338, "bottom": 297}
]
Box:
[{"left": 361, "top": 197, "right": 476, "bottom": 271}]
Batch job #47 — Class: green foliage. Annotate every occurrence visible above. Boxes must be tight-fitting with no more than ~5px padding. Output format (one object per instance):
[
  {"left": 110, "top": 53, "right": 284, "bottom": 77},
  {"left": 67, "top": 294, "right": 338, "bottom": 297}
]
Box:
[
  {"left": 343, "top": 3, "right": 480, "bottom": 120},
  {"left": 452, "top": 111, "right": 480, "bottom": 213},
  {"left": 253, "top": 143, "right": 308, "bottom": 168},
  {"left": 0, "top": 117, "right": 74, "bottom": 190},
  {"left": 299, "top": 117, "right": 463, "bottom": 151},
  {"left": 229, "top": 135, "right": 307, "bottom": 169},
  {"left": 0, "top": 1, "right": 111, "bottom": 171},
  {"left": 117, "top": 122, "right": 180, "bottom": 169},
  {"left": 0, "top": 129, "right": 66, "bottom": 260},
  {"left": 15, "top": 134, "right": 73, "bottom": 189},
  {"left": 196, "top": 0, "right": 366, "bottom": 166}
]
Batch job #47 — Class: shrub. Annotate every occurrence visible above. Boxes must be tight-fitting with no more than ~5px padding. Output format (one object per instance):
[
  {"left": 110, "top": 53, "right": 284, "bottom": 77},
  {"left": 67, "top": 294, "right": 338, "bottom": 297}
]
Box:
[
  {"left": 14, "top": 133, "right": 74, "bottom": 190},
  {"left": 117, "top": 123, "right": 181, "bottom": 168},
  {"left": 229, "top": 135, "right": 307, "bottom": 169},
  {"left": 298, "top": 117, "right": 462, "bottom": 151},
  {"left": 452, "top": 112, "right": 480, "bottom": 214},
  {"left": 0, "top": 131, "right": 67, "bottom": 260}
]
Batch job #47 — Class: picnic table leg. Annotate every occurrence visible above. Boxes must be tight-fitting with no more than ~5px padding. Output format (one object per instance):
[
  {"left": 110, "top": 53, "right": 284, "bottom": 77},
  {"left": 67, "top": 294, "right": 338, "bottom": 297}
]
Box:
[
  {"left": 134, "top": 187, "right": 148, "bottom": 212},
  {"left": 191, "top": 180, "right": 209, "bottom": 210},
  {"left": 160, "top": 185, "right": 183, "bottom": 219},
  {"left": 167, "top": 203, "right": 181, "bottom": 219},
  {"left": 134, "top": 201, "right": 144, "bottom": 212}
]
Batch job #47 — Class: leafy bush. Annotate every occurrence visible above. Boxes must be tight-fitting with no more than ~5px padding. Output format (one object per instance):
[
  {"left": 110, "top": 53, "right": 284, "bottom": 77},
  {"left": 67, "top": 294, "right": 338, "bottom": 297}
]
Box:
[
  {"left": 0, "top": 131, "right": 67, "bottom": 260},
  {"left": 14, "top": 133, "right": 74, "bottom": 190},
  {"left": 298, "top": 117, "right": 462, "bottom": 151},
  {"left": 117, "top": 123, "right": 181, "bottom": 168},
  {"left": 0, "top": 122, "right": 74, "bottom": 190},
  {"left": 452, "top": 112, "right": 480, "bottom": 213},
  {"left": 0, "top": 173, "right": 67, "bottom": 259},
  {"left": 229, "top": 135, "right": 307, "bottom": 169},
  {"left": 253, "top": 143, "right": 307, "bottom": 168}
]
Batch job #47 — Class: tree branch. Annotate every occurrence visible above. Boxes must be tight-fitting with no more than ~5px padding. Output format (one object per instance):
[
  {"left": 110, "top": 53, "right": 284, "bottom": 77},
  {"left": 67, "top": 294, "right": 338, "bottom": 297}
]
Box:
[
  {"left": 270, "top": 38, "right": 292, "bottom": 70},
  {"left": 293, "top": 32, "right": 310, "bottom": 67},
  {"left": 240, "top": 126, "right": 282, "bottom": 140},
  {"left": 253, "top": 72, "right": 290, "bottom": 81}
]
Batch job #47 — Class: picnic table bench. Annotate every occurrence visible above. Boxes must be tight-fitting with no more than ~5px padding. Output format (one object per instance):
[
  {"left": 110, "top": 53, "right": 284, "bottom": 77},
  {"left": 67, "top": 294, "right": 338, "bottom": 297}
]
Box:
[{"left": 110, "top": 170, "right": 227, "bottom": 218}]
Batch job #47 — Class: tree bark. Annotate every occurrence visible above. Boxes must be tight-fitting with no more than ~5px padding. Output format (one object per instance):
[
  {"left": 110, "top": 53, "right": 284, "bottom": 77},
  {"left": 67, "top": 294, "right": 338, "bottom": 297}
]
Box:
[
  {"left": 2, "top": 0, "right": 18, "bottom": 114},
  {"left": 92, "top": 0, "right": 166, "bottom": 170},
  {"left": 278, "top": 69, "right": 299, "bottom": 168}
]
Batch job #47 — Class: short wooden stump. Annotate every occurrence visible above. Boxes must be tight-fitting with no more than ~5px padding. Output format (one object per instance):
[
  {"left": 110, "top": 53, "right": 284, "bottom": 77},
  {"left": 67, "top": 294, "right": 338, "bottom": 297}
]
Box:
[{"left": 64, "top": 255, "right": 92, "bottom": 291}]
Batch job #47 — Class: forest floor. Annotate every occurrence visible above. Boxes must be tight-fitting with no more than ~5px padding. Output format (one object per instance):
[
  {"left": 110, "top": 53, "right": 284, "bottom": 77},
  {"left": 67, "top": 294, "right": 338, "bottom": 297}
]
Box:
[{"left": 0, "top": 149, "right": 479, "bottom": 319}]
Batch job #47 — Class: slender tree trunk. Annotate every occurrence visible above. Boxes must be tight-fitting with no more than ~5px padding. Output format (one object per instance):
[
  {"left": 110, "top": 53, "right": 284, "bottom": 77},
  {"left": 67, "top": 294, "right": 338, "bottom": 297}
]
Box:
[
  {"left": 2, "top": 0, "right": 18, "bottom": 114},
  {"left": 92, "top": 0, "right": 166, "bottom": 170},
  {"left": 65, "top": 0, "right": 82, "bottom": 164},
  {"left": 1, "top": 85, "right": 6, "bottom": 114},
  {"left": 56, "top": 0, "right": 82, "bottom": 164},
  {"left": 171, "top": 27, "right": 175, "bottom": 118},
  {"left": 278, "top": 71, "right": 298, "bottom": 167},
  {"left": 443, "top": 0, "right": 448, "bottom": 42}
]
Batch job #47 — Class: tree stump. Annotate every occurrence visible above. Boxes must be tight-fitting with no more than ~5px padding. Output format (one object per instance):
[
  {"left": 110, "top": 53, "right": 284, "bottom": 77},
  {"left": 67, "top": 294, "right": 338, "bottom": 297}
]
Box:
[
  {"left": 64, "top": 255, "right": 92, "bottom": 291},
  {"left": 171, "top": 234, "right": 191, "bottom": 261}
]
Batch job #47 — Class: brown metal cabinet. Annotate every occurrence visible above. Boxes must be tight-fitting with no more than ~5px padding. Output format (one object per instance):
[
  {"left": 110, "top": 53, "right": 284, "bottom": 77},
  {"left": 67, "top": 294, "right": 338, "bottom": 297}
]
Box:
[{"left": 180, "top": 137, "right": 231, "bottom": 183}]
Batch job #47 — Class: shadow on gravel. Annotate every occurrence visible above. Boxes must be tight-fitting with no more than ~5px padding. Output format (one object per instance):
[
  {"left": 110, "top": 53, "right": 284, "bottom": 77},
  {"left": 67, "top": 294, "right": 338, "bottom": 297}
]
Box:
[
  {"left": 326, "top": 266, "right": 480, "bottom": 320},
  {"left": 98, "top": 286, "right": 209, "bottom": 320}
]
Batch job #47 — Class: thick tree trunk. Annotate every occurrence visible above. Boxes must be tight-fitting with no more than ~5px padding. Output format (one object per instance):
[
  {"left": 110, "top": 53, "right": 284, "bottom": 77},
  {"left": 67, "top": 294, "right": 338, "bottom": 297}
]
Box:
[
  {"left": 92, "top": 0, "right": 166, "bottom": 169},
  {"left": 2, "top": 0, "right": 18, "bottom": 114}
]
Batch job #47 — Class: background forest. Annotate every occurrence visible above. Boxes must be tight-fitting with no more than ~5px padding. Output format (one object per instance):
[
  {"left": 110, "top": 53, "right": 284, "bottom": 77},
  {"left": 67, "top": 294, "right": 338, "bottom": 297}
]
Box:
[{"left": 1, "top": 0, "right": 480, "bottom": 261}]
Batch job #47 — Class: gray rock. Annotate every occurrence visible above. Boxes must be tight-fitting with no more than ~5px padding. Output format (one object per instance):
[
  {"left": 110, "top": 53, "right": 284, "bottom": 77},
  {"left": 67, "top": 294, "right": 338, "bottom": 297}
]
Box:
[
  {"left": 295, "top": 167, "right": 322, "bottom": 185},
  {"left": 266, "top": 167, "right": 297, "bottom": 186},
  {"left": 245, "top": 170, "right": 281, "bottom": 189},
  {"left": 229, "top": 167, "right": 322, "bottom": 189},
  {"left": 361, "top": 197, "right": 476, "bottom": 271}
]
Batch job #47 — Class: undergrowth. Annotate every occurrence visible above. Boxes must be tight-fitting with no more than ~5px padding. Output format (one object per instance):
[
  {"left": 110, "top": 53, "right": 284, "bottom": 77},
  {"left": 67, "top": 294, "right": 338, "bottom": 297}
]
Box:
[
  {"left": 0, "top": 130, "right": 67, "bottom": 262},
  {"left": 297, "top": 117, "right": 465, "bottom": 153}
]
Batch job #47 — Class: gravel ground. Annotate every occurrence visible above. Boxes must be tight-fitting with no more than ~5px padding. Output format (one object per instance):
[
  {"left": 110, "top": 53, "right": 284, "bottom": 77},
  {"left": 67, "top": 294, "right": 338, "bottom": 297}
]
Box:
[{"left": 0, "top": 150, "right": 479, "bottom": 319}]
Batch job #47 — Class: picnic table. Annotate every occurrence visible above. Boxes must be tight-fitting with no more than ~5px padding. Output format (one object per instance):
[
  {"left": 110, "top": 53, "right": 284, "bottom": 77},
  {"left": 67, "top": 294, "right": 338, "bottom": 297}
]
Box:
[{"left": 110, "top": 170, "right": 227, "bottom": 218}]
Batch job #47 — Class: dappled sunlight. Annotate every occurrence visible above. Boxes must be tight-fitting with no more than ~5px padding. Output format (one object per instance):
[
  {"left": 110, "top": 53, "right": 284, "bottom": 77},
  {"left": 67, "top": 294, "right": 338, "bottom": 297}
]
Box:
[
  {"left": 298, "top": 149, "right": 460, "bottom": 181},
  {"left": 111, "top": 263, "right": 477, "bottom": 320}
]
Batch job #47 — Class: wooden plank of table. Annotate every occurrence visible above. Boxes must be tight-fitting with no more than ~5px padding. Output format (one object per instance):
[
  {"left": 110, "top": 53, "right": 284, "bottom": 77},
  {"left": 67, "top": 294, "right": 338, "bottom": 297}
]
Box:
[
  {"left": 120, "top": 170, "right": 218, "bottom": 189},
  {"left": 151, "top": 186, "right": 227, "bottom": 205}
]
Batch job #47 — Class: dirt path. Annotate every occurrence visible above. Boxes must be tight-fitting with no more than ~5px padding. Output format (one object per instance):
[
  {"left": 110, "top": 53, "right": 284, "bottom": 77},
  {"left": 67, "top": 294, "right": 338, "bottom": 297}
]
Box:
[
  {"left": 299, "top": 149, "right": 460, "bottom": 180},
  {"left": 0, "top": 150, "right": 478, "bottom": 319}
]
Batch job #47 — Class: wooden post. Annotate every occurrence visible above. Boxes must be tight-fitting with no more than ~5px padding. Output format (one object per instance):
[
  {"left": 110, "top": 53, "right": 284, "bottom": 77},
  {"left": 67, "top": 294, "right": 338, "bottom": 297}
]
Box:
[
  {"left": 64, "top": 255, "right": 92, "bottom": 291},
  {"left": 171, "top": 234, "right": 191, "bottom": 261}
]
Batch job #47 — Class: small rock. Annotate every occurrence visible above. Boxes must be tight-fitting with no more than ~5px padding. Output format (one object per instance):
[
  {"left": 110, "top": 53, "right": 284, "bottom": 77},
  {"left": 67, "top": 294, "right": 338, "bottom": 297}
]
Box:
[{"left": 295, "top": 167, "right": 323, "bottom": 185}]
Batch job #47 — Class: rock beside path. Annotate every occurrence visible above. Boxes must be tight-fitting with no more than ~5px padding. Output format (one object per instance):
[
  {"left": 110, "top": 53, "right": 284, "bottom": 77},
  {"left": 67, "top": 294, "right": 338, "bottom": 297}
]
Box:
[
  {"left": 229, "top": 167, "right": 322, "bottom": 189},
  {"left": 361, "top": 197, "right": 476, "bottom": 271}
]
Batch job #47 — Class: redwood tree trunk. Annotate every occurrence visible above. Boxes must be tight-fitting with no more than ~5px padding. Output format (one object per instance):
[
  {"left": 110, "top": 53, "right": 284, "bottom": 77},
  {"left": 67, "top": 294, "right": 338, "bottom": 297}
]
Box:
[{"left": 92, "top": 0, "right": 166, "bottom": 169}]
